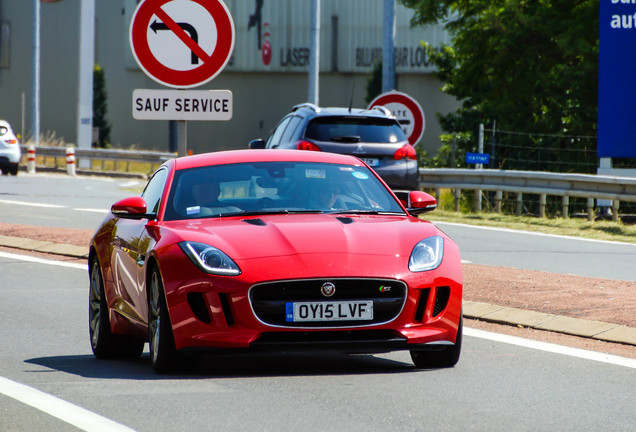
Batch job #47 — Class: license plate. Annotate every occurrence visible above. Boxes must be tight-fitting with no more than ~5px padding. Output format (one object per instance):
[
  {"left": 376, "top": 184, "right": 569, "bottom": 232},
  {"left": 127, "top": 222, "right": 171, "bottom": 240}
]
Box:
[
  {"left": 286, "top": 301, "right": 373, "bottom": 322},
  {"left": 362, "top": 158, "right": 380, "bottom": 167}
]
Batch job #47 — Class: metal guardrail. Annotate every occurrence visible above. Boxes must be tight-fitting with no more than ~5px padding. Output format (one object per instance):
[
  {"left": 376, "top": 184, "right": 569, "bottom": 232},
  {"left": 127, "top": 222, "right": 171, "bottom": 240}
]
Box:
[
  {"left": 419, "top": 168, "right": 636, "bottom": 220},
  {"left": 21, "top": 145, "right": 175, "bottom": 165}
]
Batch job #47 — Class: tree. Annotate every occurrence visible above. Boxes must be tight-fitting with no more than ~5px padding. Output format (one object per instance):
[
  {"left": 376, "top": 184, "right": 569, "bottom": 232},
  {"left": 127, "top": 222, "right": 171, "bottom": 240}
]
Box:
[
  {"left": 399, "top": 0, "right": 599, "bottom": 169},
  {"left": 93, "top": 64, "right": 111, "bottom": 148}
]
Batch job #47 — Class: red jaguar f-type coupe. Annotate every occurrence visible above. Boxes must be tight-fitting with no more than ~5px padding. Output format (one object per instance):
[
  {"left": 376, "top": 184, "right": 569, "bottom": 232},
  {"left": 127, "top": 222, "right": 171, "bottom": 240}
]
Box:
[{"left": 89, "top": 150, "right": 462, "bottom": 373}]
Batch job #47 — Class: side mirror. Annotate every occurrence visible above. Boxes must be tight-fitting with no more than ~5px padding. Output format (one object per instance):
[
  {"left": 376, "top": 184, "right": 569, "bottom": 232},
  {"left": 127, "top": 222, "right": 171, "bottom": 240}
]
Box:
[
  {"left": 111, "top": 197, "right": 151, "bottom": 219},
  {"left": 249, "top": 139, "right": 266, "bottom": 149},
  {"left": 406, "top": 191, "right": 437, "bottom": 215}
]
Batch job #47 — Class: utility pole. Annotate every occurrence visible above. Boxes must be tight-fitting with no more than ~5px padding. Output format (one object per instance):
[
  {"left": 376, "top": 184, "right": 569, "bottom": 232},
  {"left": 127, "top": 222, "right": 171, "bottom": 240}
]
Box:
[
  {"left": 308, "top": 0, "right": 320, "bottom": 105},
  {"left": 382, "top": 0, "right": 396, "bottom": 92},
  {"left": 31, "top": 0, "right": 40, "bottom": 145},
  {"left": 77, "top": 0, "right": 95, "bottom": 167}
]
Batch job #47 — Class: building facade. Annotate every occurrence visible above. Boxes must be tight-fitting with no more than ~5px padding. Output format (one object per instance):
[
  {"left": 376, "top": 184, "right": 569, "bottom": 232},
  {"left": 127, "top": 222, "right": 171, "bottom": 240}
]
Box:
[{"left": 0, "top": 0, "right": 459, "bottom": 155}]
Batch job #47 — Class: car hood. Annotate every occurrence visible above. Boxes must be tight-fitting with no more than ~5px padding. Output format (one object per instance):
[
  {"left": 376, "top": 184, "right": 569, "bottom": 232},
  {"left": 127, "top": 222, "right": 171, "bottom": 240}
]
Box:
[{"left": 162, "top": 213, "right": 443, "bottom": 261}]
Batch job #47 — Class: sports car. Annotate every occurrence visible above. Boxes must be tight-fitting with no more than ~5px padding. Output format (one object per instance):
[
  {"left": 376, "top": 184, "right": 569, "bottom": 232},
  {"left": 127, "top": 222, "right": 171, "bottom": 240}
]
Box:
[{"left": 89, "top": 149, "right": 462, "bottom": 373}]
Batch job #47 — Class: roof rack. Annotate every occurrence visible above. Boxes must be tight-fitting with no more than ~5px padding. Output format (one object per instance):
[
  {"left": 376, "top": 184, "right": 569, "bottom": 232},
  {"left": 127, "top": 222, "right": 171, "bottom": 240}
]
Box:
[
  {"left": 291, "top": 103, "right": 320, "bottom": 113},
  {"left": 371, "top": 105, "right": 392, "bottom": 117}
]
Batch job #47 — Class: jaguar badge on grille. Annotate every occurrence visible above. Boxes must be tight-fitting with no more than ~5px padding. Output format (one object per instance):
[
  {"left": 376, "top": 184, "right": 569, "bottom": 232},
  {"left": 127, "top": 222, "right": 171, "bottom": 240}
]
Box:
[{"left": 320, "top": 282, "right": 336, "bottom": 297}]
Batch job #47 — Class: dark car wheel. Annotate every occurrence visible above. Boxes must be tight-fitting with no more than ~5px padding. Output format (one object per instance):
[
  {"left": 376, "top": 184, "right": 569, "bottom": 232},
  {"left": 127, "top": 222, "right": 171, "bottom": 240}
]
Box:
[
  {"left": 148, "top": 266, "right": 179, "bottom": 374},
  {"left": 9, "top": 164, "right": 18, "bottom": 176},
  {"left": 410, "top": 314, "right": 462, "bottom": 369},
  {"left": 89, "top": 258, "right": 144, "bottom": 359}
]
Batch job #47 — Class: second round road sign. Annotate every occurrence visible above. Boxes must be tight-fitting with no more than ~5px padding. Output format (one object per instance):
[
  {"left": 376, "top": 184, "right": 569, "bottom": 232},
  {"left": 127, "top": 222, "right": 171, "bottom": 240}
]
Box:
[
  {"left": 368, "top": 91, "right": 425, "bottom": 146},
  {"left": 129, "top": 0, "right": 235, "bottom": 89}
]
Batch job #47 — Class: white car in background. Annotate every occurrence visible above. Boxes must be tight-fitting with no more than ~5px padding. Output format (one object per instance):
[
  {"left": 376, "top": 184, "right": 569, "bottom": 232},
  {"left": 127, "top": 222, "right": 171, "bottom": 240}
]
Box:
[{"left": 0, "top": 120, "right": 21, "bottom": 175}]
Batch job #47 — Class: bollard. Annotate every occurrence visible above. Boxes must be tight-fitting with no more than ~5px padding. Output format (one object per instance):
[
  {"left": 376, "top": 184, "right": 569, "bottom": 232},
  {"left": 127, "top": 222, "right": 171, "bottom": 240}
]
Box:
[
  {"left": 66, "top": 147, "right": 76, "bottom": 176},
  {"left": 27, "top": 145, "right": 36, "bottom": 174}
]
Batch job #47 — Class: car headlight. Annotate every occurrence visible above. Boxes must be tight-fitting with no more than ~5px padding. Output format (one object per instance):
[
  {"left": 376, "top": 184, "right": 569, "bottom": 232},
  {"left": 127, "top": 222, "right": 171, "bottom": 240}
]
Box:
[
  {"left": 409, "top": 236, "right": 444, "bottom": 272},
  {"left": 179, "top": 242, "right": 241, "bottom": 276}
]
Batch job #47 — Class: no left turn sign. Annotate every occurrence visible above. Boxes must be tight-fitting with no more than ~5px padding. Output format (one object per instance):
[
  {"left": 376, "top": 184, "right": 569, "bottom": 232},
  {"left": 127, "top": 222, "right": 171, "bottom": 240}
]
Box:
[{"left": 129, "top": 0, "right": 235, "bottom": 88}]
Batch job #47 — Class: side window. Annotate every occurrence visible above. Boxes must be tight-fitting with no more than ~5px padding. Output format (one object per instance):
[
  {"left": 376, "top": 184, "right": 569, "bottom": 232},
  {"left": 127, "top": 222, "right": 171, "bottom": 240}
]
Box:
[
  {"left": 142, "top": 168, "right": 169, "bottom": 215},
  {"left": 279, "top": 115, "right": 302, "bottom": 145},
  {"left": 266, "top": 116, "right": 292, "bottom": 148}
]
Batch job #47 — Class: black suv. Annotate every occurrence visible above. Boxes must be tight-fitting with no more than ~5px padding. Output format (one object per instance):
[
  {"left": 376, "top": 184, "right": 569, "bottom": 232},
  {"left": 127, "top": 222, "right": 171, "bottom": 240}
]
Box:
[{"left": 249, "top": 103, "right": 419, "bottom": 194}]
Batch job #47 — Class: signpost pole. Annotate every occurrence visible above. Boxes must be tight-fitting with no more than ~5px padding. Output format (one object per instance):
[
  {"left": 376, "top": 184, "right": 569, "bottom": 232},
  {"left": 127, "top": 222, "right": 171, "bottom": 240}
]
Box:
[
  {"left": 475, "top": 123, "right": 484, "bottom": 212},
  {"left": 382, "top": 0, "right": 396, "bottom": 92},
  {"left": 30, "top": 0, "right": 40, "bottom": 146},
  {"left": 308, "top": 0, "right": 320, "bottom": 105},
  {"left": 177, "top": 120, "right": 187, "bottom": 157}
]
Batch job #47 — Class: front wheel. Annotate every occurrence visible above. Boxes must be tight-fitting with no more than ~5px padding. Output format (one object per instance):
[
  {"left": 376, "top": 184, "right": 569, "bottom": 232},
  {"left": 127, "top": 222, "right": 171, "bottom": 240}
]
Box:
[
  {"left": 410, "top": 315, "right": 462, "bottom": 369},
  {"left": 89, "top": 258, "right": 144, "bottom": 359},
  {"left": 148, "top": 267, "right": 179, "bottom": 373}
]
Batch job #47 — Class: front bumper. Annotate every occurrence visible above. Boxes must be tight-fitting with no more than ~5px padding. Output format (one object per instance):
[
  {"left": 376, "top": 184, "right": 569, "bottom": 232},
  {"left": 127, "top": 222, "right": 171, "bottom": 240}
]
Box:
[{"left": 157, "top": 246, "right": 463, "bottom": 354}]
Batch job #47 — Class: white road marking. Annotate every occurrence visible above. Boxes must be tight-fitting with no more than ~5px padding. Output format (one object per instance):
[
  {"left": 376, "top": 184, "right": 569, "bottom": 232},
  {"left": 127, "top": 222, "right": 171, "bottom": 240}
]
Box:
[
  {"left": 0, "top": 198, "right": 108, "bottom": 214},
  {"left": 465, "top": 327, "right": 636, "bottom": 369},
  {"left": 74, "top": 208, "right": 108, "bottom": 213},
  {"left": 0, "top": 376, "right": 136, "bottom": 432},
  {"left": 433, "top": 220, "right": 636, "bottom": 246},
  {"left": 0, "top": 251, "right": 86, "bottom": 270},
  {"left": 0, "top": 199, "right": 65, "bottom": 209}
]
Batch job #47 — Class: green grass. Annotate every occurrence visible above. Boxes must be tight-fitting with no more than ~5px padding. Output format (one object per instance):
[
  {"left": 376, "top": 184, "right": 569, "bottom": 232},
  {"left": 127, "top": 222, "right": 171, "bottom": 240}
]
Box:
[{"left": 426, "top": 209, "right": 636, "bottom": 244}]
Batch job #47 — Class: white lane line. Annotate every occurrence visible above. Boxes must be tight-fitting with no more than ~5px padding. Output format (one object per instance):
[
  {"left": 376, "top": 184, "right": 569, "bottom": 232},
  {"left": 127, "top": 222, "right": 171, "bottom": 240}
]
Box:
[
  {"left": 465, "top": 327, "right": 636, "bottom": 369},
  {"left": 0, "top": 376, "right": 136, "bottom": 432},
  {"left": 0, "top": 198, "right": 108, "bottom": 214},
  {"left": 0, "top": 251, "right": 86, "bottom": 270},
  {"left": 0, "top": 199, "right": 65, "bottom": 209},
  {"left": 433, "top": 220, "right": 636, "bottom": 246},
  {"left": 73, "top": 208, "right": 108, "bottom": 213}
]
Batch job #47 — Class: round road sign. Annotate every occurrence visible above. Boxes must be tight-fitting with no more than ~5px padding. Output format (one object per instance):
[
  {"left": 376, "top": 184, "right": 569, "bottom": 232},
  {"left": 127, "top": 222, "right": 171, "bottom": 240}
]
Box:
[
  {"left": 129, "top": 0, "right": 235, "bottom": 89},
  {"left": 368, "top": 91, "right": 425, "bottom": 146}
]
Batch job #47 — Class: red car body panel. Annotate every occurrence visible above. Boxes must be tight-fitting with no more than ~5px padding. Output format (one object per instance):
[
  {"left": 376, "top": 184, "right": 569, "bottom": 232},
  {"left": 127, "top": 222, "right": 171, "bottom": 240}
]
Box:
[{"left": 90, "top": 150, "right": 462, "bottom": 355}]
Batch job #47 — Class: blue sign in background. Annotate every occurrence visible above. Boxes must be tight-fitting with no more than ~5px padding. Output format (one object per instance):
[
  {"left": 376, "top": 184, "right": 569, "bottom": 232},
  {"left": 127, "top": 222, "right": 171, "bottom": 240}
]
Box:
[
  {"left": 466, "top": 152, "right": 490, "bottom": 165},
  {"left": 598, "top": 1, "right": 636, "bottom": 158}
]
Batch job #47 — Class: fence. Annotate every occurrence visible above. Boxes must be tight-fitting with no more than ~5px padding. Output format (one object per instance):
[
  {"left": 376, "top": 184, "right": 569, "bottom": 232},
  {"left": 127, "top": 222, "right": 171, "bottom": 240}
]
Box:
[
  {"left": 419, "top": 168, "right": 636, "bottom": 221},
  {"left": 20, "top": 145, "right": 175, "bottom": 173},
  {"left": 483, "top": 129, "right": 598, "bottom": 174}
]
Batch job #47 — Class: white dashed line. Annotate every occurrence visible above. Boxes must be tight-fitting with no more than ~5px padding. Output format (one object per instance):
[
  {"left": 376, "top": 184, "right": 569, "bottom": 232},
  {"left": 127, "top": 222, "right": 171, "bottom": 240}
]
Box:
[{"left": 0, "top": 376, "right": 137, "bottom": 432}]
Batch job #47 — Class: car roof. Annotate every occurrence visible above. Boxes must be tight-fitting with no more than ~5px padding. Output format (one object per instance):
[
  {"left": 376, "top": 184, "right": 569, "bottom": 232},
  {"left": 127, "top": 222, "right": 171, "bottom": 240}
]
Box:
[
  {"left": 172, "top": 149, "right": 367, "bottom": 171},
  {"left": 291, "top": 104, "right": 394, "bottom": 119}
]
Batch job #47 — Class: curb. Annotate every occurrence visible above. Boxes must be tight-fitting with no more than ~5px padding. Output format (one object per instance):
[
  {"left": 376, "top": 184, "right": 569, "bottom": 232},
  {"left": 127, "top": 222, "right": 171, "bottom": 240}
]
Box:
[
  {"left": 0, "top": 235, "right": 89, "bottom": 259},
  {"left": 463, "top": 300, "right": 636, "bottom": 347},
  {"left": 1, "top": 235, "right": 634, "bottom": 347}
]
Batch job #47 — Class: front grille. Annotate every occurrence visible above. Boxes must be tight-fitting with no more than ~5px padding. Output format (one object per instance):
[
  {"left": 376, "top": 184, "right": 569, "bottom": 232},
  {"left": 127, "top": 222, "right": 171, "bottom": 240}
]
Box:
[{"left": 250, "top": 278, "right": 407, "bottom": 328}]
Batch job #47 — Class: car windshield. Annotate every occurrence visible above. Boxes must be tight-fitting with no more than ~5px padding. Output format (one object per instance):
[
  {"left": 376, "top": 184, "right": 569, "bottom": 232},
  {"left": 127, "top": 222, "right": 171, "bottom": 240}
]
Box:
[
  {"left": 164, "top": 161, "right": 404, "bottom": 220},
  {"left": 304, "top": 116, "right": 406, "bottom": 144}
]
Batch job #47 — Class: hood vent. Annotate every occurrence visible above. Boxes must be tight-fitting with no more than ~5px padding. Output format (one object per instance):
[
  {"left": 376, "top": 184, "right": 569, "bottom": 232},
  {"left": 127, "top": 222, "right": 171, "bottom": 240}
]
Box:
[
  {"left": 336, "top": 216, "right": 354, "bottom": 224},
  {"left": 242, "top": 218, "right": 266, "bottom": 226}
]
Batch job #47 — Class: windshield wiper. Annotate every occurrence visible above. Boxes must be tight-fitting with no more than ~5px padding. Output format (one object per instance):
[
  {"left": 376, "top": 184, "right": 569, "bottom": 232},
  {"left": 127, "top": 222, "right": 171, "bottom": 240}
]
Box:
[
  {"left": 221, "top": 209, "right": 326, "bottom": 217},
  {"left": 329, "top": 210, "right": 404, "bottom": 215}
]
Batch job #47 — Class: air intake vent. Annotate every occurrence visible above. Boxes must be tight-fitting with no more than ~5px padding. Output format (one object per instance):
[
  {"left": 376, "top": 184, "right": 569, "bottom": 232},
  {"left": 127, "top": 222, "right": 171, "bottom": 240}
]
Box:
[
  {"left": 336, "top": 216, "right": 354, "bottom": 224},
  {"left": 414, "top": 288, "right": 430, "bottom": 322},
  {"left": 243, "top": 218, "right": 266, "bottom": 226},
  {"left": 187, "top": 292, "right": 211, "bottom": 324},
  {"left": 432, "top": 286, "right": 450, "bottom": 317},
  {"left": 219, "top": 293, "right": 234, "bottom": 326}
]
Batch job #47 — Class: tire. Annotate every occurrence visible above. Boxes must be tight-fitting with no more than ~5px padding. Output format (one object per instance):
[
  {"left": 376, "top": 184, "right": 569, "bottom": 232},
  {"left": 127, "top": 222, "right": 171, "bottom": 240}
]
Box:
[
  {"left": 410, "top": 314, "right": 463, "bottom": 369},
  {"left": 89, "top": 258, "right": 144, "bottom": 359},
  {"left": 10, "top": 164, "right": 18, "bottom": 176},
  {"left": 148, "top": 266, "right": 179, "bottom": 374}
]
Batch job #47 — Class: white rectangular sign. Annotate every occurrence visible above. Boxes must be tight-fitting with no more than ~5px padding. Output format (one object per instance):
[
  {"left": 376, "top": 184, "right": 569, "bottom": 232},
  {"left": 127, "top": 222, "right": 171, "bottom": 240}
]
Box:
[{"left": 132, "top": 89, "right": 233, "bottom": 121}]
